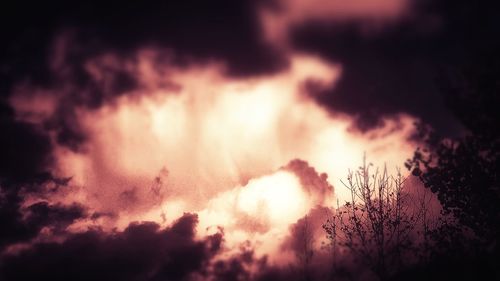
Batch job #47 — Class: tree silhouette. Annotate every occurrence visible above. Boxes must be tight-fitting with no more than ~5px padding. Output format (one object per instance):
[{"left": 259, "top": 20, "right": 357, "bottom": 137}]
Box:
[
  {"left": 406, "top": 56, "right": 500, "bottom": 248},
  {"left": 324, "top": 158, "right": 429, "bottom": 280}
]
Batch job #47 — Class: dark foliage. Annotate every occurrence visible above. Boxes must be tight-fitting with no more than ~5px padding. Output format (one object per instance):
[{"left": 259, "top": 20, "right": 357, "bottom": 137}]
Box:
[
  {"left": 402, "top": 39, "right": 500, "bottom": 281},
  {"left": 406, "top": 56, "right": 500, "bottom": 246}
]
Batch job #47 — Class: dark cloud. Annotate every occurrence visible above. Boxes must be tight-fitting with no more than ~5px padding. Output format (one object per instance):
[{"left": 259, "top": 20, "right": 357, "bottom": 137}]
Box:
[
  {"left": 208, "top": 247, "right": 318, "bottom": 281},
  {"left": 0, "top": 101, "right": 79, "bottom": 250},
  {"left": 0, "top": 213, "right": 223, "bottom": 281},
  {"left": 282, "top": 206, "right": 336, "bottom": 281},
  {"left": 283, "top": 159, "right": 334, "bottom": 205},
  {"left": 1, "top": 0, "right": 497, "bottom": 152},
  {"left": 210, "top": 249, "right": 303, "bottom": 281},
  {"left": 24, "top": 202, "right": 86, "bottom": 234},
  {"left": 0, "top": 103, "right": 53, "bottom": 184},
  {"left": 211, "top": 245, "right": 256, "bottom": 281},
  {"left": 0, "top": 190, "right": 39, "bottom": 252},
  {"left": 291, "top": 0, "right": 499, "bottom": 134},
  {"left": 285, "top": 206, "right": 331, "bottom": 254},
  {"left": 0, "top": 1, "right": 497, "bottom": 280},
  {"left": 0, "top": 0, "right": 285, "bottom": 93},
  {"left": 0, "top": 190, "right": 86, "bottom": 252},
  {"left": 0, "top": 98, "right": 72, "bottom": 251},
  {"left": 0, "top": 0, "right": 289, "bottom": 150}
]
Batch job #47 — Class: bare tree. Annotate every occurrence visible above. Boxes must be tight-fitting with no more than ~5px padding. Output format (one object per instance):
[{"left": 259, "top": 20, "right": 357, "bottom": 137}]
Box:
[{"left": 324, "top": 158, "right": 428, "bottom": 280}]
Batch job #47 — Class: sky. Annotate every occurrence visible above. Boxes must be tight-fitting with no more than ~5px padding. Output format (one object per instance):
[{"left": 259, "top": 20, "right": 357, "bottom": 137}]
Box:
[{"left": 0, "top": 0, "right": 495, "bottom": 280}]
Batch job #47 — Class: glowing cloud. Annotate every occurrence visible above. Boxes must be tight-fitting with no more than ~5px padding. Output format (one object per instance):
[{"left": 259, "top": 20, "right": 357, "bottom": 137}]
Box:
[{"left": 10, "top": 47, "right": 417, "bottom": 264}]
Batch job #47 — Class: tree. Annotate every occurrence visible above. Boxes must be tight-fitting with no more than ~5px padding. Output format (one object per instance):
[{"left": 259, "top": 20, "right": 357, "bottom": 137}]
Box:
[
  {"left": 406, "top": 56, "right": 500, "bottom": 248},
  {"left": 324, "top": 158, "right": 427, "bottom": 280}
]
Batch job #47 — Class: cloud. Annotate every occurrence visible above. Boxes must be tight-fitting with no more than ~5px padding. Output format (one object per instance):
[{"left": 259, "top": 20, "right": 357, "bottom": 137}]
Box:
[
  {"left": 260, "top": 0, "right": 410, "bottom": 47},
  {"left": 3, "top": 0, "right": 494, "bottom": 142},
  {"left": 0, "top": 104, "right": 53, "bottom": 184},
  {"left": 1, "top": 41, "right": 421, "bottom": 280},
  {"left": 289, "top": 20, "right": 461, "bottom": 133},
  {"left": 0, "top": 101, "right": 82, "bottom": 253},
  {"left": 0, "top": 213, "right": 223, "bottom": 281},
  {"left": 1, "top": 2, "right": 457, "bottom": 277},
  {"left": 0, "top": 189, "right": 86, "bottom": 253},
  {"left": 284, "top": 0, "right": 500, "bottom": 133},
  {"left": 31, "top": 50, "right": 412, "bottom": 209},
  {"left": 0, "top": 1, "right": 284, "bottom": 99},
  {"left": 0, "top": 1, "right": 497, "bottom": 280},
  {"left": 283, "top": 159, "right": 334, "bottom": 206}
]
